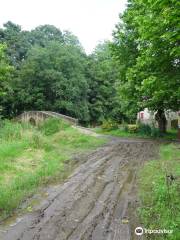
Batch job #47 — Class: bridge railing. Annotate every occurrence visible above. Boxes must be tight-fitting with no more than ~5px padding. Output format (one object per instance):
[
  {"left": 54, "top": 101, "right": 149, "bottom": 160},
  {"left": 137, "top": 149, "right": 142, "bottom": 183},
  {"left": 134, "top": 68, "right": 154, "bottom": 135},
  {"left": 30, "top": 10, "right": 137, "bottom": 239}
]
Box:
[
  {"left": 41, "top": 111, "right": 78, "bottom": 125},
  {"left": 16, "top": 111, "right": 78, "bottom": 125}
]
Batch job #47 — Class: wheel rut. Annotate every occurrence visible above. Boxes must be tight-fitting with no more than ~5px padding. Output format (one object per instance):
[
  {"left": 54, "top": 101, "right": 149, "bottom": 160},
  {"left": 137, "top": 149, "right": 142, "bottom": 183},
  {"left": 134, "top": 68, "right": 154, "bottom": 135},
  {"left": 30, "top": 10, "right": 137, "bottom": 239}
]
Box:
[{"left": 0, "top": 139, "right": 158, "bottom": 240}]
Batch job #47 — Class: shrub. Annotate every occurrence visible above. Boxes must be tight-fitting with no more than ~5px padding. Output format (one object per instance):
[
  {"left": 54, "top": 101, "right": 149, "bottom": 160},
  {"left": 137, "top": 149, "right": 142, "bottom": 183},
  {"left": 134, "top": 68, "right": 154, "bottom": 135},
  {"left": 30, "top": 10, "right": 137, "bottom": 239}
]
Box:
[
  {"left": 101, "top": 119, "right": 119, "bottom": 131},
  {"left": 128, "top": 124, "right": 139, "bottom": 133},
  {"left": 121, "top": 122, "right": 129, "bottom": 132},
  {"left": 150, "top": 126, "right": 161, "bottom": 138},
  {"left": 138, "top": 123, "right": 161, "bottom": 138},
  {"left": 138, "top": 123, "right": 152, "bottom": 136}
]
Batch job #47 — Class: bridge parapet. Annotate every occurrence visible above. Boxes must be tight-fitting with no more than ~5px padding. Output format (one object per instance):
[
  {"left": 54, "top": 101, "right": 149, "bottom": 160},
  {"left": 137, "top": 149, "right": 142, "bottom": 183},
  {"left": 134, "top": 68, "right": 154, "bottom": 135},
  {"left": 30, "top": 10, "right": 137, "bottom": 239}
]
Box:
[{"left": 16, "top": 111, "right": 78, "bottom": 125}]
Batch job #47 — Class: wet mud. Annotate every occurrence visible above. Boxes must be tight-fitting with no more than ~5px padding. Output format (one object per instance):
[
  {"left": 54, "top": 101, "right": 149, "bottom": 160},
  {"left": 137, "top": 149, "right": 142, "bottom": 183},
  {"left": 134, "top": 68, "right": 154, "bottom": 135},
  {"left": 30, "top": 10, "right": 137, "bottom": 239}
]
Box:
[{"left": 0, "top": 138, "right": 158, "bottom": 240}]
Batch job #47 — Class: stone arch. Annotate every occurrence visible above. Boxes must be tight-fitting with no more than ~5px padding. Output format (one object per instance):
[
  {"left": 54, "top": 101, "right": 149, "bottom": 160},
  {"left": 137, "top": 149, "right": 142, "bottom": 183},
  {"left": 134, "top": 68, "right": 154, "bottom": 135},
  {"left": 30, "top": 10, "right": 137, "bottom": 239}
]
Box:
[{"left": 29, "top": 117, "right": 36, "bottom": 126}]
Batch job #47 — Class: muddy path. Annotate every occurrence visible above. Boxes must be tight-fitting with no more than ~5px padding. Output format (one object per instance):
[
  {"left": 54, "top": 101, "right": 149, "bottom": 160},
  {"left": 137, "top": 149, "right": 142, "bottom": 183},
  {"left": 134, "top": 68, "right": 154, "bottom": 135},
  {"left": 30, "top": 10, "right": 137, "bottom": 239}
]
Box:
[{"left": 0, "top": 138, "right": 158, "bottom": 240}]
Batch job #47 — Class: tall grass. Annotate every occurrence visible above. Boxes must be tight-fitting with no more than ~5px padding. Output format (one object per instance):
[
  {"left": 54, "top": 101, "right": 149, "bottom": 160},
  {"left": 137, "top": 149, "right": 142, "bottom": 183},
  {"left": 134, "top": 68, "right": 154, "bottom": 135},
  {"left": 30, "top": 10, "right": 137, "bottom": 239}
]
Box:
[
  {"left": 138, "top": 144, "right": 180, "bottom": 240},
  {"left": 38, "top": 118, "right": 70, "bottom": 136},
  {"left": 0, "top": 118, "right": 105, "bottom": 219}
]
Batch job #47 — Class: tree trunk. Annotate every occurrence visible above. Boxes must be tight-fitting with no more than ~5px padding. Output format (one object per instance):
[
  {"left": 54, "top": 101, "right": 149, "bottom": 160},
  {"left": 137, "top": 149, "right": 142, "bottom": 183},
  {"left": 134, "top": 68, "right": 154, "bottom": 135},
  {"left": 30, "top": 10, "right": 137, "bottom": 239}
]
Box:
[{"left": 155, "top": 109, "right": 167, "bottom": 134}]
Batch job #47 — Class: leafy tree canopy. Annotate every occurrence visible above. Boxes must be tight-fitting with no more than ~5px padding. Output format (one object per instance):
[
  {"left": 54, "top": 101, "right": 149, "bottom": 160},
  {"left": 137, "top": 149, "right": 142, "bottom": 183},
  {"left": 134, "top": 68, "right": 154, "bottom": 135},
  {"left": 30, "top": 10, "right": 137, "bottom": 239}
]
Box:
[
  {"left": 87, "top": 41, "right": 123, "bottom": 124},
  {"left": 12, "top": 42, "right": 90, "bottom": 122},
  {"left": 0, "top": 44, "right": 14, "bottom": 115},
  {"left": 111, "top": 0, "right": 180, "bottom": 130}
]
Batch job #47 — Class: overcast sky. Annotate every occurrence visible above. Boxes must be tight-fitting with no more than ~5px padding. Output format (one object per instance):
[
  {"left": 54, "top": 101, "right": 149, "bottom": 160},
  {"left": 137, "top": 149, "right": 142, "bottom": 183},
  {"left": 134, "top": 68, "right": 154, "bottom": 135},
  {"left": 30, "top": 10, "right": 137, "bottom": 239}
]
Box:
[{"left": 1, "top": 0, "right": 127, "bottom": 53}]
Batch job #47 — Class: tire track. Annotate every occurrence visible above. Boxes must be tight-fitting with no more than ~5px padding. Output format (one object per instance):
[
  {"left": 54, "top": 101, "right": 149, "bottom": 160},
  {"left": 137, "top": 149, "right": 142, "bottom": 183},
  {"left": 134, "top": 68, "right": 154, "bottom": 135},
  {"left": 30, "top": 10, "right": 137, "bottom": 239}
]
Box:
[{"left": 1, "top": 139, "right": 158, "bottom": 240}]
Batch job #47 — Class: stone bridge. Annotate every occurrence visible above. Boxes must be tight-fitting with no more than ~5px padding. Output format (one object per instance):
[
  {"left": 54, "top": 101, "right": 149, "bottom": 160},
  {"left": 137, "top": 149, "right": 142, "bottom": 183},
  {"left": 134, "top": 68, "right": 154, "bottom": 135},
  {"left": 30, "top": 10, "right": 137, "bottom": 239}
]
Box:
[{"left": 16, "top": 111, "right": 78, "bottom": 125}]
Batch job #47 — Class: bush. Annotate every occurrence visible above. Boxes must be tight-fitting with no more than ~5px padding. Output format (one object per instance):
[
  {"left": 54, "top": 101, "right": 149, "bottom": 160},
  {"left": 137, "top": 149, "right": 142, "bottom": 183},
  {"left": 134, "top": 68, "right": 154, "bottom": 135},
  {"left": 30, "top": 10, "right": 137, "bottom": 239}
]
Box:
[
  {"left": 138, "top": 123, "right": 161, "bottom": 138},
  {"left": 138, "top": 123, "right": 152, "bottom": 136},
  {"left": 101, "top": 119, "right": 119, "bottom": 131},
  {"left": 128, "top": 124, "right": 139, "bottom": 133},
  {"left": 120, "top": 122, "right": 129, "bottom": 132},
  {"left": 150, "top": 126, "right": 161, "bottom": 138}
]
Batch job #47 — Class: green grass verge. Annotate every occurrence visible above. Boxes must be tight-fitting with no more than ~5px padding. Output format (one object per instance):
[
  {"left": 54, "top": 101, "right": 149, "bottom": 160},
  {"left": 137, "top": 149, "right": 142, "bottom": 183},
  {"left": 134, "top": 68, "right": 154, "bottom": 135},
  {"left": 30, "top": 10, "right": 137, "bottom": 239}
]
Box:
[
  {"left": 137, "top": 144, "right": 180, "bottom": 240},
  {"left": 95, "top": 128, "right": 150, "bottom": 138},
  {"left": 95, "top": 128, "right": 178, "bottom": 140},
  {"left": 0, "top": 119, "right": 105, "bottom": 218}
]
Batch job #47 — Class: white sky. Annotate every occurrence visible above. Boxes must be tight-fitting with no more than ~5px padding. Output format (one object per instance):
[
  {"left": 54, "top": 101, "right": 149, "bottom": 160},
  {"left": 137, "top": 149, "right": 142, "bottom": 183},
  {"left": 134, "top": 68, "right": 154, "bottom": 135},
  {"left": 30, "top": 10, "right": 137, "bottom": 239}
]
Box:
[{"left": 1, "top": 0, "right": 127, "bottom": 53}]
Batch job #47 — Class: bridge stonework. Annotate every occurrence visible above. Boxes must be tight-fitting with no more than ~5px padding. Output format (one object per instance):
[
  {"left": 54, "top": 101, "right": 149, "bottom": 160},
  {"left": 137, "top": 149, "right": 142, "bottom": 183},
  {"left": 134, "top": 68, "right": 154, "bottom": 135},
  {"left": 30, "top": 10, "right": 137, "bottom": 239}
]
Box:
[{"left": 16, "top": 111, "right": 78, "bottom": 125}]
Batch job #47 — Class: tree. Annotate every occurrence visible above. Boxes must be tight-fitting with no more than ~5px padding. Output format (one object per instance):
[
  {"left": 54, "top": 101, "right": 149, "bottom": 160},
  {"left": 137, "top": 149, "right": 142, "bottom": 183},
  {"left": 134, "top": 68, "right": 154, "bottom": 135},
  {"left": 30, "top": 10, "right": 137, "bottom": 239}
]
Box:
[
  {"left": 63, "top": 30, "right": 84, "bottom": 51},
  {"left": 30, "top": 25, "right": 64, "bottom": 47},
  {"left": 13, "top": 41, "right": 89, "bottom": 122},
  {"left": 87, "top": 42, "right": 122, "bottom": 124},
  {"left": 112, "top": 0, "right": 180, "bottom": 132},
  {"left": 0, "top": 23, "right": 90, "bottom": 121},
  {"left": 0, "top": 21, "right": 31, "bottom": 68},
  {"left": 0, "top": 23, "right": 64, "bottom": 68},
  {"left": 0, "top": 44, "right": 13, "bottom": 116},
  {"left": 110, "top": 5, "right": 140, "bottom": 121}
]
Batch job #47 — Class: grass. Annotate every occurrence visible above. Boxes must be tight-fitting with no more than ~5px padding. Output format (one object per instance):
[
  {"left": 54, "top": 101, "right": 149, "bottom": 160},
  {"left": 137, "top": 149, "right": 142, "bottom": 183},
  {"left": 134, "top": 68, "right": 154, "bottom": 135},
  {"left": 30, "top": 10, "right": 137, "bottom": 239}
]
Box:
[
  {"left": 95, "top": 127, "right": 178, "bottom": 140},
  {"left": 95, "top": 128, "right": 143, "bottom": 138},
  {"left": 162, "top": 129, "right": 178, "bottom": 141},
  {"left": 137, "top": 144, "right": 180, "bottom": 240},
  {"left": 0, "top": 118, "right": 105, "bottom": 219}
]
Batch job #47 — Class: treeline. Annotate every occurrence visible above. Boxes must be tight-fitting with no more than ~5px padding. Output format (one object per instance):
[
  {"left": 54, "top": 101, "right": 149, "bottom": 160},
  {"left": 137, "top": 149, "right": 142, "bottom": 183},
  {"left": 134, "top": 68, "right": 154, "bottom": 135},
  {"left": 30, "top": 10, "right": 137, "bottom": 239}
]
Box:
[
  {"left": 0, "top": 0, "right": 179, "bottom": 130},
  {"left": 0, "top": 22, "right": 122, "bottom": 125},
  {"left": 111, "top": 0, "right": 179, "bottom": 132}
]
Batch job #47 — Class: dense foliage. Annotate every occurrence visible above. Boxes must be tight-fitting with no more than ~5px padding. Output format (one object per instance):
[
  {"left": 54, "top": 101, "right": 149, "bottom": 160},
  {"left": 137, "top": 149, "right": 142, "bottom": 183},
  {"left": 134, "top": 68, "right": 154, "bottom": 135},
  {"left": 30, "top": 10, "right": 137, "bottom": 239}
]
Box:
[
  {"left": 0, "top": 22, "right": 120, "bottom": 124},
  {"left": 87, "top": 42, "right": 123, "bottom": 124},
  {"left": 111, "top": 0, "right": 180, "bottom": 132},
  {"left": 0, "top": 0, "right": 179, "bottom": 129},
  {"left": 0, "top": 43, "right": 14, "bottom": 115}
]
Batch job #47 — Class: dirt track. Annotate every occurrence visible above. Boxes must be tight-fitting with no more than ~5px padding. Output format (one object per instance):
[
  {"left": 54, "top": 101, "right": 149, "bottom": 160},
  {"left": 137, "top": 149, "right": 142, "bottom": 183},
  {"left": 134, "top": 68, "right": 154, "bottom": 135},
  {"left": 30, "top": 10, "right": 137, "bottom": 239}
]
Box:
[{"left": 0, "top": 138, "right": 158, "bottom": 240}]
